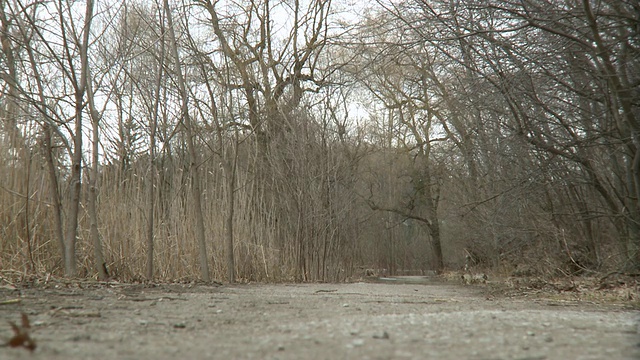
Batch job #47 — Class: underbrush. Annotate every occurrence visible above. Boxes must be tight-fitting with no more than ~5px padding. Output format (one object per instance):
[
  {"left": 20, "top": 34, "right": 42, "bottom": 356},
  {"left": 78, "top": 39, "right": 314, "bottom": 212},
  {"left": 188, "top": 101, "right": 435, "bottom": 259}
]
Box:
[{"left": 441, "top": 269, "right": 640, "bottom": 309}]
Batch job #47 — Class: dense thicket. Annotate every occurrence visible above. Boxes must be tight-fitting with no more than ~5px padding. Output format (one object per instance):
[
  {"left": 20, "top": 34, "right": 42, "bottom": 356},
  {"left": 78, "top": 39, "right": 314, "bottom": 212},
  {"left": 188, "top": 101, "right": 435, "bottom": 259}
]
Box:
[{"left": 1, "top": 0, "right": 637, "bottom": 282}]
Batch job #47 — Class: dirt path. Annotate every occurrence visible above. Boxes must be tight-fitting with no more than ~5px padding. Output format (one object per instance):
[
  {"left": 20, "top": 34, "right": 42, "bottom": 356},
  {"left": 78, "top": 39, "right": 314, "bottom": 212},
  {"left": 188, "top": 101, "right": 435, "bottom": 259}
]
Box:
[{"left": 1, "top": 279, "right": 638, "bottom": 359}]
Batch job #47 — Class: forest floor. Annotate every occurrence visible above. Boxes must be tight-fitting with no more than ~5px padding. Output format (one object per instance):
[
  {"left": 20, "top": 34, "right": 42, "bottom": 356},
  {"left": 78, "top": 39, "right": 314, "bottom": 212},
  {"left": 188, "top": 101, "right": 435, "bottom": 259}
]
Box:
[{"left": 0, "top": 274, "right": 639, "bottom": 360}]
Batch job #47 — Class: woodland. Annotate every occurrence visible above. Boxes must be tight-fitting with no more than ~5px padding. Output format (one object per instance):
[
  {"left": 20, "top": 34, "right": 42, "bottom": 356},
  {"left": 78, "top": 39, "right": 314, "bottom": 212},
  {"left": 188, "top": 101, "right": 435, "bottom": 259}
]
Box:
[{"left": 0, "top": 0, "right": 638, "bottom": 283}]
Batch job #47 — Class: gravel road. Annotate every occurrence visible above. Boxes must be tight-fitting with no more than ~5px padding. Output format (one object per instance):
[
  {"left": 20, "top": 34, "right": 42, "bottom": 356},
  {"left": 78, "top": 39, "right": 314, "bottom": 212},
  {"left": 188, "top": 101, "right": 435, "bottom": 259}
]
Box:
[{"left": 1, "top": 278, "right": 638, "bottom": 359}]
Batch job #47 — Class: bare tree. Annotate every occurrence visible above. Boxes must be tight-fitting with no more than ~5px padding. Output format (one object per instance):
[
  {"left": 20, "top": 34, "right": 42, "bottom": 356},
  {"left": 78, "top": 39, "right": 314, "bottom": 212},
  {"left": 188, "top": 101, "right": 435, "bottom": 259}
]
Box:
[
  {"left": 370, "top": 0, "right": 639, "bottom": 271},
  {"left": 163, "top": 0, "right": 211, "bottom": 282},
  {"left": 146, "top": 3, "right": 165, "bottom": 281}
]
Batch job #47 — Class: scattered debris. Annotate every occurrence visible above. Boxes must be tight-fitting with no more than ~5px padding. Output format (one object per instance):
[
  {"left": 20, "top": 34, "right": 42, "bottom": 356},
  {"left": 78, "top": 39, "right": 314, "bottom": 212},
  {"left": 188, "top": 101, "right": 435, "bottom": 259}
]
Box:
[
  {"left": 0, "top": 298, "right": 21, "bottom": 306},
  {"left": 68, "top": 334, "right": 91, "bottom": 342},
  {"left": 266, "top": 300, "right": 290, "bottom": 305},
  {"left": 490, "top": 273, "right": 639, "bottom": 307},
  {"left": 373, "top": 331, "right": 390, "bottom": 339},
  {"left": 5, "top": 313, "right": 36, "bottom": 352},
  {"left": 512, "top": 265, "right": 536, "bottom": 277},
  {"left": 50, "top": 307, "right": 101, "bottom": 318},
  {"left": 545, "top": 335, "right": 554, "bottom": 343},
  {"left": 351, "top": 338, "right": 364, "bottom": 347},
  {"left": 365, "top": 269, "right": 375, "bottom": 277},
  {"left": 462, "top": 273, "right": 488, "bottom": 285}
]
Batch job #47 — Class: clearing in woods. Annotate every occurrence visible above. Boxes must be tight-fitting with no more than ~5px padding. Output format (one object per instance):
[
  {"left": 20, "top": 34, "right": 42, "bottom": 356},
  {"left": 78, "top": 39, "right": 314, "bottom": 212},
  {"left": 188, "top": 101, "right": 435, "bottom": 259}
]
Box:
[{"left": 0, "top": 277, "right": 638, "bottom": 359}]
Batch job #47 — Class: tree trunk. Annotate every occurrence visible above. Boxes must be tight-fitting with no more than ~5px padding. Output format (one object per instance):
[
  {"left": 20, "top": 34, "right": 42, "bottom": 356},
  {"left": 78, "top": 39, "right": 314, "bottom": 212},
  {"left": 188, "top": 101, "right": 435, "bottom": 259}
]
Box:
[
  {"left": 43, "top": 124, "right": 66, "bottom": 266},
  {"left": 223, "top": 159, "right": 236, "bottom": 283},
  {"left": 64, "top": 0, "right": 95, "bottom": 278},
  {"left": 145, "top": 143, "right": 155, "bottom": 281},
  {"left": 85, "top": 44, "right": 107, "bottom": 281},
  {"left": 164, "top": 0, "right": 210, "bottom": 282},
  {"left": 88, "top": 114, "right": 107, "bottom": 280},
  {"left": 145, "top": 19, "right": 165, "bottom": 282},
  {"left": 428, "top": 219, "right": 444, "bottom": 272},
  {"left": 64, "top": 87, "right": 85, "bottom": 277}
]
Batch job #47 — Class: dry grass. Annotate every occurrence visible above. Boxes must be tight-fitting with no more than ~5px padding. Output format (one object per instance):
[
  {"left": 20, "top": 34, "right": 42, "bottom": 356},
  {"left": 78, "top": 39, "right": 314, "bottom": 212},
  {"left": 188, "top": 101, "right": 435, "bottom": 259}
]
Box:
[{"left": 443, "top": 269, "right": 640, "bottom": 309}]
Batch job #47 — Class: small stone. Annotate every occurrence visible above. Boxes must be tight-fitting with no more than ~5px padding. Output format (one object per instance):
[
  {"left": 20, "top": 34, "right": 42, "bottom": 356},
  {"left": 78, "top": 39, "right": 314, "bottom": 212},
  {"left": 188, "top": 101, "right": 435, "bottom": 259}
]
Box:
[
  {"left": 277, "top": 345, "right": 285, "bottom": 351},
  {"left": 545, "top": 336, "right": 554, "bottom": 343},
  {"left": 373, "top": 331, "right": 390, "bottom": 340},
  {"left": 342, "top": 303, "right": 349, "bottom": 307},
  {"left": 69, "top": 334, "right": 91, "bottom": 342},
  {"left": 216, "top": 309, "right": 223, "bottom": 314},
  {"left": 527, "top": 331, "right": 535, "bottom": 336},
  {"left": 352, "top": 339, "right": 365, "bottom": 347}
]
